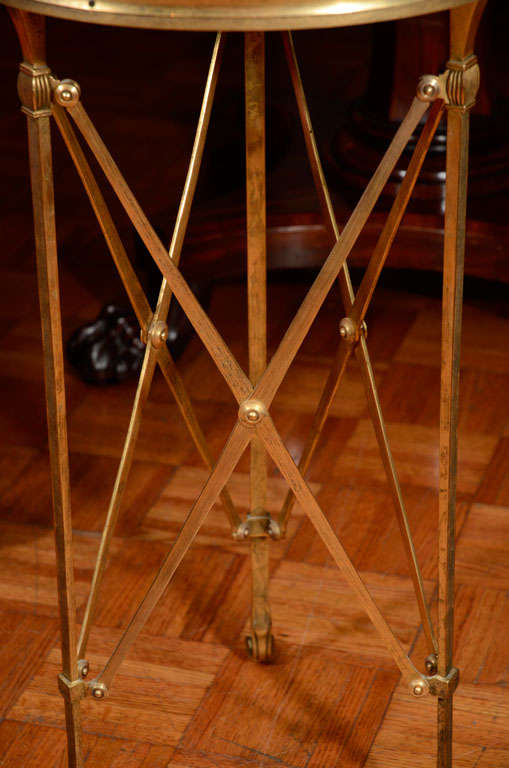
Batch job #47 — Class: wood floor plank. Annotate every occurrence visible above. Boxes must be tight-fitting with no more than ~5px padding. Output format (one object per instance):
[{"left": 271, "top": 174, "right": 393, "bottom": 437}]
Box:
[
  {"left": 0, "top": 721, "right": 67, "bottom": 767},
  {"left": 455, "top": 503, "right": 509, "bottom": 589},
  {"left": 180, "top": 642, "right": 398, "bottom": 768},
  {"left": 323, "top": 419, "right": 496, "bottom": 495},
  {"left": 395, "top": 300, "right": 509, "bottom": 375},
  {"left": 7, "top": 627, "right": 229, "bottom": 747},
  {"left": 475, "top": 438, "right": 509, "bottom": 506},
  {"left": 0, "top": 609, "right": 58, "bottom": 717},
  {"left": 367, "top": 679, "right": 509, "bottom": 764},
  {"left": 266, "top": 561, "right": 435, "bottom": 669}
]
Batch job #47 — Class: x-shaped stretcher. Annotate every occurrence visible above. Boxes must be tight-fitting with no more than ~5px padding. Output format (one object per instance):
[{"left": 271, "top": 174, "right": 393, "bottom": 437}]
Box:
[{"left": 48, "top": 32, "right": 452, "bottom": 700}]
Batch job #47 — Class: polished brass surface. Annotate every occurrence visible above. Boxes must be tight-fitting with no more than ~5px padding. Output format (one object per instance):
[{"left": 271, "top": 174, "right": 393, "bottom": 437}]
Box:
[
  {"left": 0, "top": 0, "right": 475, "bottom": 31},
  {"left": 5, "top": 2, "right": 486, "bottom": 767}
]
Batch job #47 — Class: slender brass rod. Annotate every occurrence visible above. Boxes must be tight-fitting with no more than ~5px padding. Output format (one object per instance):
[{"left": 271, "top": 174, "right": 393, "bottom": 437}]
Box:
[
  {"left": 155, "top": 32, "right": 225, "bottom": 323},
  {"left": 245, "top": 31, "right": 267, "bottom": 508},
  {"left": 438, "top": 106, "right": 469, "bottom": 674},
  {"left": 355, "top": 336, "right": 438, "bottom": 655},
  {"left": 282, "top": 31, "right": 353, "bottom": 310},
  {"left": 437, "top": 104, "right": 470, "bottom": 767},
  {"left": 26, "top": 112, "right": 83, "bottom": 765},
  {"left": 245, "top": 31, "right": 271, "bottom": 657},
  {"left": 254, "top": 97, "right": 428, "bottom": 409},
  {"left": 280, "top": 27, "right": 440, "bottom": 656},
  {"left": 258, "top": 416, "right": 423, "bottom": 685},
  {"left": 97, "top": 422, "right": 251, "bottom": 690},
  {"left": 66, "top": 100, "right": 253, "bottom": 404},
  {"left": 77, "top": 346, "right": 158, "bottom": 657}
]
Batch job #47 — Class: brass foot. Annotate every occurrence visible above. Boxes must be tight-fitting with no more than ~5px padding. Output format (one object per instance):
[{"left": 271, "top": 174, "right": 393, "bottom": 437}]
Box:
[{"left": 245, "top": 631, "right": 274, "bottom": 663}]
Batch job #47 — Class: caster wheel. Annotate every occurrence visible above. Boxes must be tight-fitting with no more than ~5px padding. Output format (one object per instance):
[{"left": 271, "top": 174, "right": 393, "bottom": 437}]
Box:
[{"left": 245, "top": 633, "right": 274, "bottom": 663}]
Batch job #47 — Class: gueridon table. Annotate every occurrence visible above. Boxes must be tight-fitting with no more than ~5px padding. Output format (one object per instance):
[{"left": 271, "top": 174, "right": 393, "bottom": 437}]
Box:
[{"left": 1, "top": 1, "right": 487, "bottom": 765}]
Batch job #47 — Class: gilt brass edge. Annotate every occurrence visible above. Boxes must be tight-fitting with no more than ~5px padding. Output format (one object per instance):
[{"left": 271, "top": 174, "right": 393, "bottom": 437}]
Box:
[{"left": 0, "top": 0, "right": 475, "bottom": 33}]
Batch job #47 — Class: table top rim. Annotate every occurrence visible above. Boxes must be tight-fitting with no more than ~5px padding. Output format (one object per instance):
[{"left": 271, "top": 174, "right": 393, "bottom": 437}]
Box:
[{"left": 1, "top": 0, "right": 474, "bottom": 32}]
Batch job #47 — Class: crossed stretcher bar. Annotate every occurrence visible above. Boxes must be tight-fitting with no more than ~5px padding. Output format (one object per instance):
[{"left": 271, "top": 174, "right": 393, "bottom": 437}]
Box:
[{"left": 51, "top": 31, "right": 444, "bottom": 696}]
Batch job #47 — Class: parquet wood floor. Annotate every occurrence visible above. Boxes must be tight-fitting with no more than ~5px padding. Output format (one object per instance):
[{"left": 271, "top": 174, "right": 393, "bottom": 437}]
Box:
[{"left": 0, "top": 247, "right": 507, "bottom": 767}]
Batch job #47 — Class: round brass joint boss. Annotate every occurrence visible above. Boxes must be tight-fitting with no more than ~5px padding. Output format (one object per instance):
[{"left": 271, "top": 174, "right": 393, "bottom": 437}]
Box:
[
  {"left": 90, "top": 682, "right": 108, "bottom": 700},
  {"left": 424, "top": 653, "right": 438, "bottom": 676},
  {"left": 78, "top": 659, "right": 89, "bottom": 679},
  {"left": 148, "top": 320, "right": 169, "bottom": 349},
  {"left": 339, "top": 317, "right": 356, "bottom": 343},
  {"left": 54, "top": 79, "right": 81, "bottom": 107},
  {"left": 409, "top": 677, "right": 429, "bottom": 697},
  {"left": 238, "top": 399, "right": 267, "bottom": 427},
  {"left": 417, "top": 75, "right": 441, "bottom": 103}
]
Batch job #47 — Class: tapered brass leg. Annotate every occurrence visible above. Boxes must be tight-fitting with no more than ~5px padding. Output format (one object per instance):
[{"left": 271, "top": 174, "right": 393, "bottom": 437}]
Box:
[
  {"left": 437, "top": 4, "right": 484, "bottom": 765},
  {"left": 244, "top": 31, "right": 273, "bottom": 663},
  {"left": 8, "top": 9, "right": 85, "bottom": 767}
]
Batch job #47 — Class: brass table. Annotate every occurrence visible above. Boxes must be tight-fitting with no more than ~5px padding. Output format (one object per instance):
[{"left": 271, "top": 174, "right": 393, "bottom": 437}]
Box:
[{"left": 1, "top": 1, "right": 486, "bottom": 765}]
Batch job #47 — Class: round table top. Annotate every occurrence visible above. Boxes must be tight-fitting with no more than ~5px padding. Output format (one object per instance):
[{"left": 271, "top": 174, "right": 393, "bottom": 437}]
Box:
[{"left": 2, "top": 0, "right": 472, "bottom": 31}]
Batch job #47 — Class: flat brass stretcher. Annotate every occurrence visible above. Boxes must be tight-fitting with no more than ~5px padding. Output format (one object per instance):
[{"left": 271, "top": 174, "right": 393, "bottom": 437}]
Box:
[{"left": 1, "top": 0, "right": 487, "bottom": 765}]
